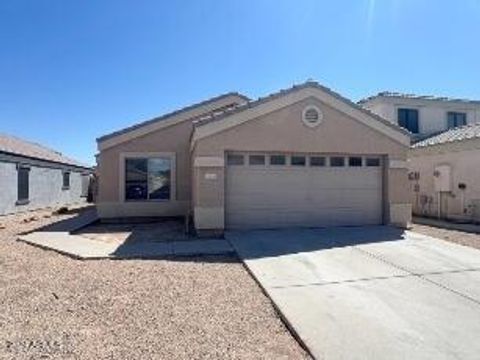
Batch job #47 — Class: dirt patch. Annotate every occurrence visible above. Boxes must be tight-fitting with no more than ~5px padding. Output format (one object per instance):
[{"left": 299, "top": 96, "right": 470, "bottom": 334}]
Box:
[
  {"left": 0, "top": 207, "right": 309, "bottom": 359},
  {"left": 410, "top": 223, "right": 480, "bottom": 250},
  {"left": 76, "top": 219, "right": 189, "bottom": 245}
]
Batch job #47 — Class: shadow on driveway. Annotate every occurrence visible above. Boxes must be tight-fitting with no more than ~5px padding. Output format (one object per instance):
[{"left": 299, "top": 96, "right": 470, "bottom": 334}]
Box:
[{"left": 227, "top": 225, "right": 407, "bottom": 260}]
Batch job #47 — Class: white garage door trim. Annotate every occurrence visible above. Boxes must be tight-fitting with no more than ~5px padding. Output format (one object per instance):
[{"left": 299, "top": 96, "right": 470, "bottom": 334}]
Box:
[{"left": 225, "top": 153, "right": 383, "bottom": 229}]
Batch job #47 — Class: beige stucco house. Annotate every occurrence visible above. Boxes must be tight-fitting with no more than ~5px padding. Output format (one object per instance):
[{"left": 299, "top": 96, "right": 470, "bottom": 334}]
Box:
[
  {"left": 96, "top": 81, "right": 412, "bottom": 233},
  {"left": 409, "top": 123, "right": 480, "bottom": 222}
]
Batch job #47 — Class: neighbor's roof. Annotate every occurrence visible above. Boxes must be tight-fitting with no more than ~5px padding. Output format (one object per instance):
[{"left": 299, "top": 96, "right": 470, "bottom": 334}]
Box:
[
  {"left": 412, "top": 123, "right": 480, "bottom": 148},
  {"left": 194, "top": 80, "right": 411, "bottom": 136},
  {"left": 97, "top": 91, "right": 249, "bottom": 143},
  {"left": 359, "top": 91, "right": 480, "bottom": 105},
  {"left": 0, "top": 133, "right": 90, "bottom": 169}
]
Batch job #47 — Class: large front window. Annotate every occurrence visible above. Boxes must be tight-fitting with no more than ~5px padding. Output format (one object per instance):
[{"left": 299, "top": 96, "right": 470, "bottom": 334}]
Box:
[{"left": 125, "top": 157, "right": 171, "bottom": 201}]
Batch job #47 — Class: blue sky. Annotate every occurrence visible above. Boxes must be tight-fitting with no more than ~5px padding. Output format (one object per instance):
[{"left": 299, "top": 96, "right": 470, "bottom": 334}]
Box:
[{"left": 1, "top": 0, "right": 479, "bottom": 165}]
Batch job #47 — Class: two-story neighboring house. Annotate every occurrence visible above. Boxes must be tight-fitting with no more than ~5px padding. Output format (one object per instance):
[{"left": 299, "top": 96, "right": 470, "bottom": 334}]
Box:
[
  {"left": 360, "top": 92, "right": 480, "bottom": 223},
  {"left": 359, "top": 92, "right": 480, "bottom": 140}
]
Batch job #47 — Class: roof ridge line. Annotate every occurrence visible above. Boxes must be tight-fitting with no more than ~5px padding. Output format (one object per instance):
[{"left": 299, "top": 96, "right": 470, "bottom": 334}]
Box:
[
  {"left": 359, "top": 91, "right": 480, "bottom": 104},
  {"left": 193, "top": 80, "right": 411, "bottom": 141}
]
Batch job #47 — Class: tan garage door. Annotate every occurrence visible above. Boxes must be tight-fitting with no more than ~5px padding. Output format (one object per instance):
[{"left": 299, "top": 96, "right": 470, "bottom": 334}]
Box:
[{"left": 226, "top": 153, "right": 383, "bottom": 229}]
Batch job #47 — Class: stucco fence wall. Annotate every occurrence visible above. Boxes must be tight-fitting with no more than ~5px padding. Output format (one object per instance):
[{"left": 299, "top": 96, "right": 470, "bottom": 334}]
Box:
[
  {"left": 409, "top": 143, "right": 480, "bottom": 221},
  {"left": 0, "top": 160, "right": 88, "bottom": 216}
]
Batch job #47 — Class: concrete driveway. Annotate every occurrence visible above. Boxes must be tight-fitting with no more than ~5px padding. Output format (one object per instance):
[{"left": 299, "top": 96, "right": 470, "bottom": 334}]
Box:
[{"left": 227, "top": 226, "right": 480, "bottom": 360}]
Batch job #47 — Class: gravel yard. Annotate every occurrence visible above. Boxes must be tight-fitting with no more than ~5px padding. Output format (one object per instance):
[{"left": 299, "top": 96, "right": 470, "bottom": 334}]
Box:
[
  {"left": 0, "top": 208, "right": 308, "bottom": 359},
  {"left": 411, "top": 223, "right": 480, "bottom": 250}
]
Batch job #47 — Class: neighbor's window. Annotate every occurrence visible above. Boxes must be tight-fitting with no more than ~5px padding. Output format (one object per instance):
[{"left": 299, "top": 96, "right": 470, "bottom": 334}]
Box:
[
  {"left": 125, "top": 157, "right": 171, "bottom": 201},
  {"left": 249, "top": 155, "right": 265, "bottom": 166},
  {"left": 310, "top": 156, "right": 326, "bottom": 167},
  {"left": 398, "top": 108, "right": 419, "bottom": 134},
  {"left": 227, "top": 154, "right": 244, "bottom": 165},
  {"left": 330, "top": 157, "right": 345, "bottom": 167},
  {"left": 291, "top": 155, "right": 306, "bottom": 166},
  {"left": 270, "top": 154, "right": 286, "bottom": 165},
  {"left": 17, "top": 165, "right": 30, "bottom": 204},
  {"left": 366, "top": 158, "right": 381, "bottom": 167},
  {"left": 62, "top": 171, "right": 70, "bottom": 189},
  {"left": 348, "top": 157, "right": 362, "bottom": 167},
  {"left": 447, "top": 112, "right": 466, "bottom": 129}
]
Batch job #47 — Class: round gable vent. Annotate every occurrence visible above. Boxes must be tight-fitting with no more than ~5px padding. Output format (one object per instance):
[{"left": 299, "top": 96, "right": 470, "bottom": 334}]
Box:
[{"left": 302, "top": 105, "right": 323, "bottom": 128}]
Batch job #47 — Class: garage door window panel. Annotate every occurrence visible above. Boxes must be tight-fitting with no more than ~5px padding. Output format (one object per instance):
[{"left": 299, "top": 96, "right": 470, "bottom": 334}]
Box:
[
  {"left": 249, "top": 155, "right": 265, "bottom": 166},
  {"left": 310, "top": 156, "right": 326, "bottom": 167},
  {"left": 291, "top": 155, "right": 306, "bottom": 166},
  {"left": 270, "top": 155, "right": 286, "bottom": 166},
  {"left": 349, "top": 157, "right": 363, "bottom": 167},
  {"left": 330, "top": 157, "right": 345, "bottom": 167},
  {"left": 227, "top": 154, "right": 244, "bottom": 166}
]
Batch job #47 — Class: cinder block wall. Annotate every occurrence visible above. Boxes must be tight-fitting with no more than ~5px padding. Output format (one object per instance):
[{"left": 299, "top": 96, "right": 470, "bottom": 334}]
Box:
[{"left": 0, "top": 161, "right": 87, "bottom": 216}]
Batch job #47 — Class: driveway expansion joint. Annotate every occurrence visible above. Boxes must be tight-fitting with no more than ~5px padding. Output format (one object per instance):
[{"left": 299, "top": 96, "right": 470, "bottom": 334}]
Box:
[{"left": 354, "top": 246, "right": 480, "bottom": 305}]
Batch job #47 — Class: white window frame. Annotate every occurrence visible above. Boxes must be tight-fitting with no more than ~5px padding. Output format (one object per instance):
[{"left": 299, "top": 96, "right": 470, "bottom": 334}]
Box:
[{"left": 119, "top": 152, "right": 176, "bottom": 203}]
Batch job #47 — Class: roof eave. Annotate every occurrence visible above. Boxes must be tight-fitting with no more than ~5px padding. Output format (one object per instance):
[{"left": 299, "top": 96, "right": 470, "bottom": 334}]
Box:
[
  {"left": 0, "top": 150, "right": 92, "bottom": 170},
  {"left": 96, "top": 92, "right": 249, "bottom": 144}
]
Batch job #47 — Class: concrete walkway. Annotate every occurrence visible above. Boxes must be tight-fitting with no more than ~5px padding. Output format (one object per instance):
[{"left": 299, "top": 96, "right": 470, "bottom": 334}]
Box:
[
  {"left": 19, "top": 231, "right": 233, "bottom": 259},
  {"left": 18, "top": 209, "right": 233, "bottom": 259},
  {"left": 228, "top": 226, "right": 480, "bottom": 360}
]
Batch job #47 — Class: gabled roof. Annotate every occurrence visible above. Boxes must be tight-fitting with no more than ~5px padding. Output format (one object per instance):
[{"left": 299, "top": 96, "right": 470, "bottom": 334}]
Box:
[
  {"left": 0, "top": 133, "right": 90, "bottom": 169},
  {"left": 412, "top": 123, "right": 480, "bottom": 149},
  {"left": 97, "top": 92, "right": 249, "bottom": 149},
  {"left": 192, "top": 81, "right": 411, "bottom": 146},
  {"left": 359, "top": 91, "right": 480, "bottom": 105}
]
